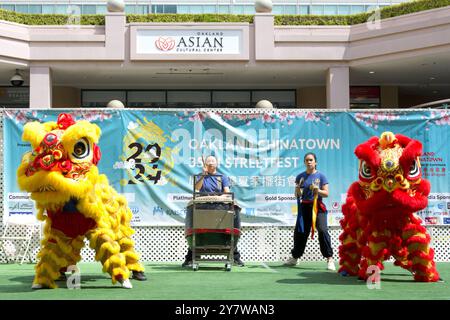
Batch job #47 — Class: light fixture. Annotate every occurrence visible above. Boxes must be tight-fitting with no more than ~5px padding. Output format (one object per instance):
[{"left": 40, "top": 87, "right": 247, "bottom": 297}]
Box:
[
  {"left": 429, "top": 77, "right": 435, "bottom": 80},
  {"left": 10, "top": 69, "right": 24, "bottom": 87},
  {"left": 369, "top": 71, "right": 375, "bottom": 74}
]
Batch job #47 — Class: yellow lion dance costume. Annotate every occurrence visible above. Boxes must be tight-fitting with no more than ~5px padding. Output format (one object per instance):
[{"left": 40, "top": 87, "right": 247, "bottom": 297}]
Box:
[{"left": 17, "top": 113, "right": 146, "bottom": 289}]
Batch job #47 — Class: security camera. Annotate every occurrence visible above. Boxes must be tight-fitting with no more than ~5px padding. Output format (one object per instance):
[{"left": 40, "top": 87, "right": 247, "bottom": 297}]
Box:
[{"left": 10, "top": 69, "right": 24, "bottom": 87}]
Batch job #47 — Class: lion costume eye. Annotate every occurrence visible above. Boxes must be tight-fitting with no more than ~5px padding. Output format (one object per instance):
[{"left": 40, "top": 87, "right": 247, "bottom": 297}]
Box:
[
  {"left": 72, "top": 138, "right": 90, "bottom": 159},
  {"left": 408, "top": 159, "right": 421, "bottom": 180},
  {"left": 360, "top": 160, "right": 374, "bottom": 180}
]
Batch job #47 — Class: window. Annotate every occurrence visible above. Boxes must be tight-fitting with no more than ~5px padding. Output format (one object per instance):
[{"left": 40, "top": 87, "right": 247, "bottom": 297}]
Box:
[
  {"left": 189, "top": 5, "right": 203, "bottom": 14},
  {"left": 310, "top": 5, "right": 324, "bottom": 15},
  {"left": 299, "top": 5, "right": 309, "bottom": 15},
  {"left": 252, "top": 91, "right": 296, "bottom": 108},
  {"left": 324, "top": 5, "right": 337, "bottom": 15},
  {"left": 366, "top": 5, "right": 380, "bottom": 12},
  {"left": 218, "top": 5, "right": 229, "bottom": 14},
  {"left": 127, "top": 91, "right": 166, "bottom": 108},
  {"left": 178, "top": 5, "right": 190, "bottom": 14},
  {"left": 232, "top": 5, "right": 244, "bottom": 15},
  {"left": 67, "top": 5, "right": 81, "bottom": 15},
  {"left": 272, "top": 5, "right": 283, "bottom": 15},
  {"left": 139, "top": 5, "right": 149, "bottom": 14},
  {"left": 167, "top": 91, "right": 211, "bottom": 108},
  {"left": 42, "top": 5, "right": 54, "bottom": 14},
  {"left": 152, "top": 5, "right": 163, "bottom": 14},
  {"left": 16, "top": 5, "right": 28, "bottom": 13},
  {"left": 82, "top": 91, "right": 126, "bottom": 108},
  {"left": 28, "top": 5, "right": 42, "bottom": 14},
  {"left": 350, "top": 86, "right": 381, "bottom": 109},
  {"left": 0, "top": 5, "right": 15, "bottom": 11},
  {"left": 338, "top": 5, "right": 351, "bottom": 15},
  {"left": 212, "top": 91, "right": 251, "bottom": 108},
  {"left": 96, "top": 5, "right": 107, "bottom": 14},
  {"left": 81, "top": 5, "right": 96, "bottom": 15},
  {"left": 203, "top": 5, "right": 216, "bottom": 14},
  {"left": 125, "top": 5, "right": 136, "bottom": 14},
  {"left": 351, "top": 5, "right": 366, "bottom": 14},
  {"left": 55, "top": 5, "right": 68, "bottom": 14},
  {"left": 0, "top": 87, "right": 29, "bottom": 108},
  {"left": 284, "top": 6, "right": 296, "bottom": 15},
  {"left": 164, "top": 5, "right": 177, "bottom": 14},
  {"left": 243, "top": 6, "right": 254, "bottom": 14},
  {"left": 81, "top": 90, "right": 296, "bottom": 108}
]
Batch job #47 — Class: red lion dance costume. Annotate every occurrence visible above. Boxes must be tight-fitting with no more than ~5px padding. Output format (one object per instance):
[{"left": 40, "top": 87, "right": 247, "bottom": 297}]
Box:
[{"left": 338, "top": 131, "right": 440, "bottom": 282}]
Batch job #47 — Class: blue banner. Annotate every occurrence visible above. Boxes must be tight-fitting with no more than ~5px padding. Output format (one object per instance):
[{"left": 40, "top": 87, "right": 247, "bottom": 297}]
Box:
[{"left": 3, "top": 109, "right": 450, "bottom": 226}]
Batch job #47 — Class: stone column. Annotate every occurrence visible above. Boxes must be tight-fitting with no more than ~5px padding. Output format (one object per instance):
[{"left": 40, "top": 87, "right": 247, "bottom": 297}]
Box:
[
  {"left": 326, "top": 66, "right": 350, "bottom": 109},
  {"left": 29, "top": 66, "right": 52, "bottom": 109},
  {"left": 254, "top": 14, "right": 274, "bottom": 60},
  {"left": 105, "top": 12, "right": 126, "bottom": 60}
]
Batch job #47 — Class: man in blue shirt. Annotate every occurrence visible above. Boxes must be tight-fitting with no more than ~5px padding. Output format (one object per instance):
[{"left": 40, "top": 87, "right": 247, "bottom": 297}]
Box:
[
  {"left": 183, "top": 155, "right": 244, "bottom": 267},
  {"left": 194, "top": 156, "right": 231, "bottom": 194}
]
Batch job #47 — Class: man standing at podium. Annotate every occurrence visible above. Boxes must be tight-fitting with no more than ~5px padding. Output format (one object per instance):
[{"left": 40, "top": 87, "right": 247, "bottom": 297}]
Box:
[{"left": 182, "top": 155, "right": 245, "bottom": 267}]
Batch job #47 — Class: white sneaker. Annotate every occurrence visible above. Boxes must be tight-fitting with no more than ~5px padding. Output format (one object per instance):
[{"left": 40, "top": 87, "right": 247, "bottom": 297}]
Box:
[
  {"left": 327, "top": 259, "right": 336, "bottom": 271},
  {"left": 120, "top": 279, "right": 133, "bottom": 289},
  {"left": 31, "top": 283, "right": 44, "bottom": 290},
  {"left": 284, "top": 257, "right": 298, "bottom": 266}
]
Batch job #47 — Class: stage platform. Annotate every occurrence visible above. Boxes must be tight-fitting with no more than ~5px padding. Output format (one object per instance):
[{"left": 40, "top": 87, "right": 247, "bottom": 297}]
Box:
[{"left": 0, "top": 262, "right": 449, "bottom": 300}]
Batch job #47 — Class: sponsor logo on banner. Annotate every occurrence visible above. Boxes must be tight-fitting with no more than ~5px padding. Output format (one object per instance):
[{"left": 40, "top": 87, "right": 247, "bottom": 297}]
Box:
[
  {"left": 428, "top": 193, "right": 450, "bottom": 201},
  {"left": 129, "top": 206, "right": 140, "bottom": 215},
  {"left": 332, "top": 202, "right": 340, "bottom": 209},
  {"left": 255, "top": 194, "right": 297, "bottom": 203},
  {"left": 328, "top": 215, "right": 344, "bottom": 225},
  {"left": 168, "top": 193, "right": 193, "bottom": 202},
  {"left": 425, "top": 217, "right": 439, "bottom": 225},
  {"left": 443, "top": 217, "right": 450, "bottom": 224},
  {"left": 8, "top": 201, "right": 34, "bottom": 213},
  {"left": 255, "top": 207, "right": 285, "bottom": 216},
  {"left": 420, "top": 151, "right": 447, "bottom": 178},
  {"left": 5, "top": 193, "right": 36, "bottom": 224},
  {"left": 8, "top": 193, "right": 32, "bottom": 201}
]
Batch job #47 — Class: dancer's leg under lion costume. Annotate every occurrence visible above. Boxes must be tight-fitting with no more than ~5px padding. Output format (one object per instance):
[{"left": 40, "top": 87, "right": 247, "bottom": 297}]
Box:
[
  {"left": 338, "top": 132, "right": 440, "bottom": 282},
  {"left": 17, "top": 113, "right": 146, "bottom": 289}
]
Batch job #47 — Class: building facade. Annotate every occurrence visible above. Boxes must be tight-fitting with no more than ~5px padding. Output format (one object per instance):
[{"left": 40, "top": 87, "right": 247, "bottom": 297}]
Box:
[
  {"left": 0, "top": 3, "right": 449, "bottom": 108},
  {"left": 0, "top": 0, "right": 407, "bottom": 15}
]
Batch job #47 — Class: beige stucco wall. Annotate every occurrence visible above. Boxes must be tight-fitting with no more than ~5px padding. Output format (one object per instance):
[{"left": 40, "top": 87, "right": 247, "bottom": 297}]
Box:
[
  {"left": 52, "top": 86, "right": 81, "bottom": 108},
  {"left": 297, "top": 87, "right": 327, "bottom": 108},
  {"left": 1, "top": 7, "right": 450, "bottom": 108}
]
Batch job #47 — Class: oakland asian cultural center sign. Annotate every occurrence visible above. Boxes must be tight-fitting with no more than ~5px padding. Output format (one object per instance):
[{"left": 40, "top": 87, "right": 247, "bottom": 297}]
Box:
[{"left": 136, "top": 29, "right": 242, "bottom": 55}]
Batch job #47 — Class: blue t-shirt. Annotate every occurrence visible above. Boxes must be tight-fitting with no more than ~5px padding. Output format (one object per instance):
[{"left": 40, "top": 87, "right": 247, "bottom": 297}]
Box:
[
  {"left": 295, "top": 171, "right": 328, "bottom": 202},
  {"left": 199, "top": 174, "right": 230, "bottom": 193}
]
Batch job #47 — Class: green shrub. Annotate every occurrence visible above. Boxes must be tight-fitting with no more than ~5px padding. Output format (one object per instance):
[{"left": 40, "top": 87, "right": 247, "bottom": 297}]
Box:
[
  {"left": 126, "top": 14, "right": 253, "bottom": 24},
  {"left": 0, "top": 10, "right": 104, "bottom": 25},
  {"left": 0, "top": 0, "right": 449, "bottom": 26},
  {"left": 275, "top": 0, "right": 450, "bottom": 25}
]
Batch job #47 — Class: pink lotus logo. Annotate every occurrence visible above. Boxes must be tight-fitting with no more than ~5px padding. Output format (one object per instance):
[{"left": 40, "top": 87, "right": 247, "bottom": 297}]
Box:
[{"left": 155, "top": 37, "right": 176, "bottom": 51}]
